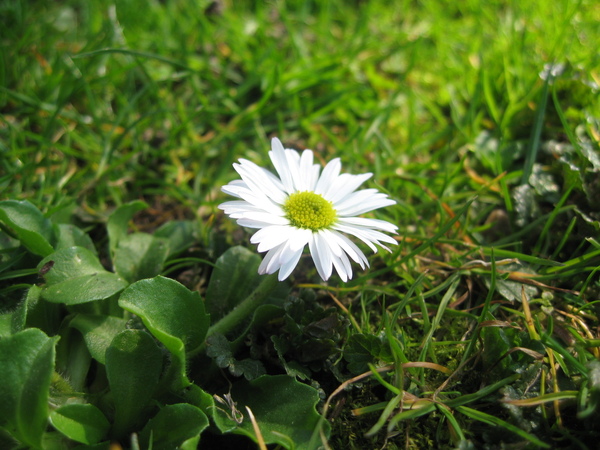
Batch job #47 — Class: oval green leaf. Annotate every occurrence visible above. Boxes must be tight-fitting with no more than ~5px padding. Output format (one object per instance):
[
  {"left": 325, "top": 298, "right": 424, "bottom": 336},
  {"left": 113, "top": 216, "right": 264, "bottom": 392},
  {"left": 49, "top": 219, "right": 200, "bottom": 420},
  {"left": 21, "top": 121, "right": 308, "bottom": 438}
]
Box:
[
  {"left": 119, "top": 276, "right": 210, "bottom": 389},
  {"left": 0, "top": 200, "right": 54, "bottom": 257},
  {"left": 55, "top": 223, "right": 97, "bottom": 254},
  {"left": 154, "top": 220, "right": 196, "bottom": 257},
  {"left": 119, "top": 276, "right": 209, "bottom": 356},
  {"left": 205, "top": 246, "right": 262, "bottom": 321},
  {"left": 70, "top": 314, "right": 127, "bottom": 364},
  {"left": 50, "top": 403, "right": 110, "bottom": 445},
  {"left": 105, "top": 329, "right": 163, "bottom": 439},
  {"left": 107, "top": 200, "right": 148, "bottom": 257},
  {"left": 212, "top": 374, "right": 330, "bottom": 449},
  {"left": 38, "top": 246, "right": 128, "bottom": 304},
  {"left": 113, "top": 232, "right": 169, "bottom": 283},
  {"left": 139, "top": 404, "right": 209, "bottom": 450},
  {"left": 0, "top": 328, "right": 57, "bottom": 449}
]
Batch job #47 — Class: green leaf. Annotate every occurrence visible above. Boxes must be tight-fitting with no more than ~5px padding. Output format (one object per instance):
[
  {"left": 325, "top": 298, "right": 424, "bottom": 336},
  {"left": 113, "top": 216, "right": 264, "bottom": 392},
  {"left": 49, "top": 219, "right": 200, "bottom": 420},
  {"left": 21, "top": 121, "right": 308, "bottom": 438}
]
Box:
[
  {"left": 512, "top": 184, "right": 540, "bottom": 227},
  {"left": 154, "top": 220, "right": 196, "bottom": 256},
  {"left": 0, "top": 328, "right": 58, "bottom": 449},
  {"left": 119, "top": 276, "right": 210, "bottom": 352},
  {"left": 54, "top": 224, "right": 97, "bottom": 254},
  {"left": 113, "top": 232, "right": 169, "bottom": 283},
  {"left": 344, "top": 333, "right": 392, "bottom": 375},
  {"left": 480, "top": 325, "right": 512, "bottom": 374},
  {"left": 70, "top": 314, "right": 127, "bottom": 364},
  {"left": 0, "top": 313, "right": 11, "bottom": 337},
  {"left": 118, "top": 276, "right": 210, "bottom": 388},
  {"left": 37, "top": 246, "right": 128, "bottom": 304},
  {"left": 579, "top": 360, "right": 600, "bottom": 419},
  {"left": 180, "top": 436, "right": 201, "bottom": 450},
  {"left": 183, "top": 383, "right": 216, "bottom": 419},
  {"left": 139, "top": 404, "right": 209, "bottom": 450},
  {"left": 491, "top": 277, "right": 538, "bottom": 303},
  {"left": 107, "top": 200, "right": 148, "bottom": 257},
  {"left": 105, "top": 329, "right": 163, "bottom": 439},
  {"left": 0, "top": 200, "right": 54, "bottom": 257},
  {"left": 206, "top": 334, "right": 266, "bottom": 380},
  {"left": 206, "top": 333, "right": 234, "bottom": 368},
  {"left": 212, "top": 374, "right": 330, "bottom": 449},
  {"left": 55, "top": 328, "right": 92, "bottom": 392},
  {"left": 7, "top": 285, "right": 40, "bottom": 335},
  {"left": 225, "top": 303, "right": 285, "bottom": 354},
  {"left": 205, "top": 246, "right": 263, "bottom": 321},
  {"left": 480, "top": 326, "right": 543, "bottom": 378},
  {"left": 22, "top": 285, "right": 63, "bottom": 336},
  {"left": 49, "top": 404, "right": 110, "bottom": 445},
  {"left": 228, "top": 359, "right": 266, "bottom": 380},
  {"left": 482, "top": 263, "right": 539, "bottom": 302},
  {"left": 471, "top": 131, "right": 520, "bottom": 174},
  {"left": 271, "top": 335, "right": 312, "bottom": 380},
  {"left": 528, "top": 163, "right": 560, "bottom": 201}
]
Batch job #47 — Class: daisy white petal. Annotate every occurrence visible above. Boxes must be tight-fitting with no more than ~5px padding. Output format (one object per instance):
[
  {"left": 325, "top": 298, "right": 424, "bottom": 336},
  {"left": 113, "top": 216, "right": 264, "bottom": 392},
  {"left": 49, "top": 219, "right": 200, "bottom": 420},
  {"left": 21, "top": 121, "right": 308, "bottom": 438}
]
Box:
[
  {"left": 340, "top": 251, "right": 354, "bottom": 279},
  {"left": 335, "top": 190, "right": 396, "bottom": 216},
  {"left": 269, "top": 138, "right": 295, "bottom": 193},
  {"left": 251, "top": 225, "right": 296, "bottom": 252},
  {"left": 322, "top": 229, "right": 368, "bottom": 269},
  {"left": 331, "top": 230, "right": 369, "bottom": 269},
  {"left": 285, "top": 149, "right": 302, "bottom": 190},
  {"left": 278, "top": 247, "right": 304, "bottom": 280},
  {"left": 326, "top": 173, "right": 373, "bottom": 204},
  {"left": 258, "top": 245, "right": 283, "bottom": 275},
  {"left": 333, "top": 223, "right": 397, "bottom": 252},
  {"left": 218, "top": 200, "right": 264, "bottom": 215},
  {"left": 220, "top": 183, "right": 282, "bottom": 215},
  {"left": 309, "top": 232, "right": 334, "bottom": 280},
  {"left": 332, "top": 224, "right": 378, "bottom": 252},
  {"left": 237, "top": 217, "right": 287, "bottom": 229},
  {"left": 263, "top": 241, "right": 298, "bottom": 275},
  {"left": 314, "top": 157, "right": 341, "bottom": 195},
  {"left": 331, "top": 257, "right": 348, "bottom": 282},
  {"left": 234, "top": 211, "right": 286, "bottom": 224},
  {"left": 278, "top": 239, "right": 305, "bottom": 267},
  {"left": 296, "top": 150, "right": 316, "bottom": 191},
  {"left": 337, "top": 217, "right": 399, "bottom": 234},
  {"left": 287, "top": 227, "right": 313, "bottom": 252},
  {"left": 221, "top": 180, "right": 248, "bottom": 198},
  {"left": 258, "top": 240, "right": 303, "bottom": 279},
  {"left": 331, "top": 249, "right": 353, "bottom": 282},
  {"left": 320, "top": 230, "right": 352, "bottom": 282},
  {"left": 319, "top": 228, "right": 343, "bottom": 257},
  {"left": 234, "top": 159, "right": 287, "bottom": 204}
]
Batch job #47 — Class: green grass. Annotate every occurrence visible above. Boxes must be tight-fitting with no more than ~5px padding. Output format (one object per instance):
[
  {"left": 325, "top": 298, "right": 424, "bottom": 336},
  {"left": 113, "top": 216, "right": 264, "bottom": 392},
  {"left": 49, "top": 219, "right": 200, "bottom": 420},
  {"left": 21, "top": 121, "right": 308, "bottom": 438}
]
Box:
[{"left": 2, "top": 0, "right": 600, "bottom": 448}]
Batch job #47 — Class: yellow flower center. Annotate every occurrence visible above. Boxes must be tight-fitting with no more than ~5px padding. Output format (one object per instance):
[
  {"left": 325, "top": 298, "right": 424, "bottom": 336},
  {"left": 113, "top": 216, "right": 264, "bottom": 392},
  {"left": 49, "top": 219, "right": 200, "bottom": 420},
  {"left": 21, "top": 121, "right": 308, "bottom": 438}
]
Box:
[{"left": 284, "top": 191, "right": 337, "bottom": 231}]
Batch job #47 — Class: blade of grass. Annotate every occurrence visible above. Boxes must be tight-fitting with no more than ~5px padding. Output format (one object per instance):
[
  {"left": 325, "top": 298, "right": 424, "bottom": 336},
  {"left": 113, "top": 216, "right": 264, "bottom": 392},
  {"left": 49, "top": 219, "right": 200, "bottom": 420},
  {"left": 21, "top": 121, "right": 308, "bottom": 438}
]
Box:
[
  {"left": 417, "top": 275, "right": 460, "bottom": 375},
  {"left": 387, "top": 374, "right": 520, "bottom": 430},
  {"left": 460, "top": 249, "right": 496, "bottom": 366},
  {"left": 437, "top": 404, "right": 466, "bottom": 443},
  {"left": 521, "top": 76, "right": 550, "bottom": 185},
  {"left": 455, "top": 405, "right": 550, "bottom": 448},
  {"left": 501, "top": 390, "right": 578, "bottom": 407}
]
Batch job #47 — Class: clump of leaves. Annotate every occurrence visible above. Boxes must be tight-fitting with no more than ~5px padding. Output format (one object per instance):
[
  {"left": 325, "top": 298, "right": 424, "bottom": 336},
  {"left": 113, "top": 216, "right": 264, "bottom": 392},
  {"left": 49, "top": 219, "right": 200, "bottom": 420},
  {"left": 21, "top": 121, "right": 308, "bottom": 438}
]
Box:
[
  {"left": 0, "top": 200, "right": 330, "bottom": 449},
  {"left": 271, "top": 294, "right": 349, "bottom": 379}
]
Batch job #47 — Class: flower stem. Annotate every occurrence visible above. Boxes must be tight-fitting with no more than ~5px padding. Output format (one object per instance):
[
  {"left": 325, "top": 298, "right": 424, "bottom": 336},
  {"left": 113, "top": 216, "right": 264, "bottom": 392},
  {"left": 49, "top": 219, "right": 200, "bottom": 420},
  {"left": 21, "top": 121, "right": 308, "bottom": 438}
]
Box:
[{"left": 191, "top": 273, "right": 279, "bottom": 356}]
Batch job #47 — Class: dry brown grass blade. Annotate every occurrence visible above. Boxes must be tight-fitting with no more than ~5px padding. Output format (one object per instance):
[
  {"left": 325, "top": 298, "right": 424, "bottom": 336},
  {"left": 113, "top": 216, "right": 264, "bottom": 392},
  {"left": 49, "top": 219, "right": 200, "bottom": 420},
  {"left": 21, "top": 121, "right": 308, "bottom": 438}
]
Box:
[{"left": 245, "top": 406, "right": 267, "bottom": 450}]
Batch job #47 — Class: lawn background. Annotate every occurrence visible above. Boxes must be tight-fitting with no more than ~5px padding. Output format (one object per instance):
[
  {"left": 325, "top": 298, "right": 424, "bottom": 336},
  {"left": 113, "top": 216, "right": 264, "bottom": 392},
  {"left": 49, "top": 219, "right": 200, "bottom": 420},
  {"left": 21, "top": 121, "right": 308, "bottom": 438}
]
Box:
[{"left": 2, "top": 0, "right": 600, "bottom": 448}]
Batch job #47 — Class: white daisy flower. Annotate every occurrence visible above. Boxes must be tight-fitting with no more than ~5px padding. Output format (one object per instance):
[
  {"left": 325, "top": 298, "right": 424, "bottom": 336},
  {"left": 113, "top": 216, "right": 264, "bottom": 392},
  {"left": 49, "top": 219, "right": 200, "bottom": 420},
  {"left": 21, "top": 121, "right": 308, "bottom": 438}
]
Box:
[{"left": 218, "top": 137, "right": 398, "bottom": 282}]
